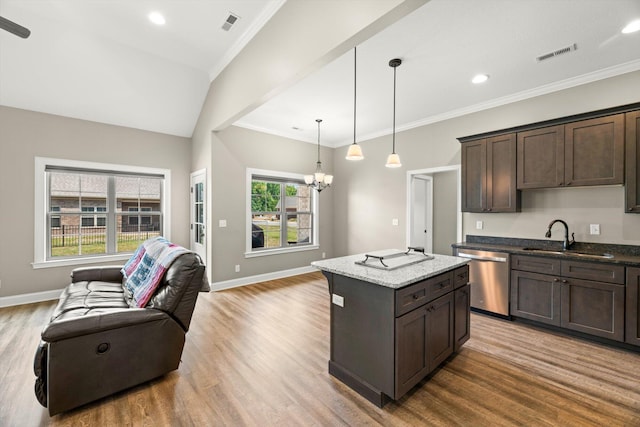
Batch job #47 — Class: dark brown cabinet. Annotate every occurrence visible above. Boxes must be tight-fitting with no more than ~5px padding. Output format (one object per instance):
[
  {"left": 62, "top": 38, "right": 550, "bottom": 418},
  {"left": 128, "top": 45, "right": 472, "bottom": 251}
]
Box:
[
  {"left": 324, "top": 264, "right": 469, "bottom": 407},
  {"left": 516, "top": 115, "right": 624, "bottom": 189},
  {"left": 517, "top": 125, "right": 564, "bottom": 189},
  {"left": 626, "top": 111, "right": 640, "bottom": 213},
  {"left": 461, "top": 133, "right": 519, "bottom": 212},
  {"left": 454, "top": 284, "right": 471, "bottom": 351},
  {"left": 626, "top": 268, "right": 640, "bottom": 346},
  {"left": 395, "top": 292, "right": 454, "bottom": 398},
  {"left": 511, "top": 255, "right": 625, "bottom": 341}
]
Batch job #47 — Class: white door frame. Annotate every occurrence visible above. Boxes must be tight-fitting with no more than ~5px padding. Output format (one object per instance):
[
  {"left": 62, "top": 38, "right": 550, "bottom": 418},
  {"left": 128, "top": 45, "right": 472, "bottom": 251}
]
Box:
[
  {"left": 190, "top": 169, "right": 207, "bottom": 263},
  {"left": 410, "top": 174, "right": 433, "bottom": 252},
  {"left": 405, "top": 165, "right": 462, "bottom": 252}
]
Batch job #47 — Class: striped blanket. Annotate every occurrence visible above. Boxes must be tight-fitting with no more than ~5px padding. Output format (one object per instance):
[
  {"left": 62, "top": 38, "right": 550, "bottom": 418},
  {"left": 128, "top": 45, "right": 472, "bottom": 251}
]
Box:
[{"left": 122, "top": 237, "right": 190, "bottom": 308}]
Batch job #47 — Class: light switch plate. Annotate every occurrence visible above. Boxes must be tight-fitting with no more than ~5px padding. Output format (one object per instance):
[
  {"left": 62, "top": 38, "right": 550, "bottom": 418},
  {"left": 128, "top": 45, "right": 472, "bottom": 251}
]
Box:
[
  {"left": 219, "top": 219, "right": 227, "bottom": 227},
  {"left": 332, "top": 294, "right": 344, "bottom": 307},
  {"left": 590, "top": 224, "right": 600, "bottom": 235},
  {"left": 476, "top": 221, "right": 483, "bottom": 230},
  {"left": 392, "top": 218, "right": 399, "bottom": 226}
]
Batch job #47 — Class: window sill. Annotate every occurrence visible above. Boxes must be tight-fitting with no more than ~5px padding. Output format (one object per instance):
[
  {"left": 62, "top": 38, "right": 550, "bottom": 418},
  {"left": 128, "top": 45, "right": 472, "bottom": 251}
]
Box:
[
  {"left": 245, "top": 245, "right": 319, "bottom": 258},
  {"left": 32, "top": 253, "right": 132, "bottom": 269}
]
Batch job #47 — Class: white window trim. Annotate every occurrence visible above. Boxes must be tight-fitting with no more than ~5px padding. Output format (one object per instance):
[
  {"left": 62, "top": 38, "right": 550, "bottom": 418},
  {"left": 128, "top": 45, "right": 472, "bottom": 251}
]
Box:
[
  {"left": 33, "top": 157, "right": 171, "bottom": 269},
  {"left": 245, "top": 168, "right": 319, "bottom": 258}
]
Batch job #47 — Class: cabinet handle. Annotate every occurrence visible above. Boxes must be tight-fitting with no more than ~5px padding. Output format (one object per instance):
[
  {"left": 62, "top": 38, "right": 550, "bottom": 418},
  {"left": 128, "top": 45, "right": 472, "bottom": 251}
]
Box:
[
  {"left": 566, "top": 181, "right": 571, "bottom": 185},
  {"left": 629, "top": 207, "right": 634, "bottom": 212},
  {"left": 413, "top": 294, "right": 419, "bottom": 300},
  {"left": 562, "top": 279, "right": 568, "bottom": 283},
  {"left": 553, "top": 278, "right": 559, "bottom": 282}
]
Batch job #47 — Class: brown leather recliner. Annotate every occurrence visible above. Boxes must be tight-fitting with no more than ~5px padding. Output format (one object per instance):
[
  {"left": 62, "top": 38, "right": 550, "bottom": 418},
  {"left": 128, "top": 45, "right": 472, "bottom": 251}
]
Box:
[{"left": 33, "top": 252, "right": 208, "bottom": 416}]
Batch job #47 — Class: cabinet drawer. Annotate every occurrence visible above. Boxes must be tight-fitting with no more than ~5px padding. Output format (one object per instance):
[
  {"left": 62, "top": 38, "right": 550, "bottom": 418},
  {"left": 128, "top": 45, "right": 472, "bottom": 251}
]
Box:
[
  {"left": 511, "top": 254, "right": 561, "bottom": 275},
  {"left": 396, "top": 271, "right": 453, "bottom": 317},
  {"left": 453, "top": 265, "right": 469, "bottom": 289},
  {"left": 561, "top": 260, "right": 624, "bottom": 284}
]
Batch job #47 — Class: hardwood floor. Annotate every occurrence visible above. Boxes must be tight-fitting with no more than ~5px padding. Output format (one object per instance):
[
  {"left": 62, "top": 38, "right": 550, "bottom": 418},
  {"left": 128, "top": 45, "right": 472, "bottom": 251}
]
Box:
[{"left": 1, "top": 271, "right": 639, "bottom": 426}]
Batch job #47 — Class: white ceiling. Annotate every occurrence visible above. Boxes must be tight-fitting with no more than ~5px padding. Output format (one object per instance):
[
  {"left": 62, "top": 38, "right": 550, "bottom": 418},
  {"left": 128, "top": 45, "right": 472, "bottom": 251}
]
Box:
[{"left": 1, "top": 0, "right": 639, "bottom": 143}]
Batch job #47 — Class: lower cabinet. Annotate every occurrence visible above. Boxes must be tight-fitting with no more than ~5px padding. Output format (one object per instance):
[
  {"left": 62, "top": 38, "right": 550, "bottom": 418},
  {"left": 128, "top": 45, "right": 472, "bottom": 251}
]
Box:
[
  {"left": 627, "top": 268, "right": 640, "bottom": 346},
  {"left": 511, "top": 255, "right": 625, "bottom": 342},
  {"left": 324, "top": 264, "right": 470, "bottom": 407}
]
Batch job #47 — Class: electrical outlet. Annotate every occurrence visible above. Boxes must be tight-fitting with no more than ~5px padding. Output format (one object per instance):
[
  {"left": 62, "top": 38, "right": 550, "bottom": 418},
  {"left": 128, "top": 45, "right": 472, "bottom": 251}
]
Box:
[
  {"left": 392, "top": 218, "right": 399, "bottom": 226},
  {"left": 0, "top": 279, "right": 2, "bottom": 289},
  {"left": 219, "top": 219, "right": 227, "bottom": 228},
  {"left": 234, "top": 264, "right": 240, "bottom": 273},
  {"left": 322, "top": 252, "right": 326, "bottom": 259},
  {"left": 590, "top": 224, "right": 600, "bottom": 235},
  {"left": 476, "top": 221, "right": 483, "bottom": 230},
  {"left": 332, "top": 294, "right": 344, "bottom": 307}
]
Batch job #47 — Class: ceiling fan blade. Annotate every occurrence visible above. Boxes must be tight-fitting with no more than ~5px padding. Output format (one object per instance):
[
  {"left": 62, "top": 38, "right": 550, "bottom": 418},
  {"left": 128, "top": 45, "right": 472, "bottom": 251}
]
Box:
[{"left": 0, "top": 15, "right": 31, "bottom": 39}]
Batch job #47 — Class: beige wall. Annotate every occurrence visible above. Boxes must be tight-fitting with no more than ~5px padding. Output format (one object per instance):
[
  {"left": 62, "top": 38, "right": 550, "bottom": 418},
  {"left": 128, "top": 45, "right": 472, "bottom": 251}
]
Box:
[
  {"left": 0, "top": 106, "right": 192, "bottom": 299},
  {"left": 332, "top": 70, "right": 640, "bottom": 256},
  {"left": 210, "top": 126, "right": 334, "bottom": 282}
]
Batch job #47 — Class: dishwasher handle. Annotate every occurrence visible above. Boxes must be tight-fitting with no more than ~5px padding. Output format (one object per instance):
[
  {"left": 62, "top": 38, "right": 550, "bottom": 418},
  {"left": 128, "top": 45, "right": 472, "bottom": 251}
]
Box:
[{"left": 457, "top": 252, "right": 508, "bottom": 263}]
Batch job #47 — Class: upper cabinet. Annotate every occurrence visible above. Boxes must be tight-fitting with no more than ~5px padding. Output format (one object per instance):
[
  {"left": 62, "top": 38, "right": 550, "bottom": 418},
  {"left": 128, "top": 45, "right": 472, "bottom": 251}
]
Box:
[
  {"left": 517, "top": 115, "right": 624, "bottom": 189},
  {"left": 626, "top": 111, "right": 640, "bottom": 213},
  {"left": 461, "top": 133, "right": 519, "bottom": 213},
  {"left": 564, "top": 115, "right": 624, "bottom": 187}
]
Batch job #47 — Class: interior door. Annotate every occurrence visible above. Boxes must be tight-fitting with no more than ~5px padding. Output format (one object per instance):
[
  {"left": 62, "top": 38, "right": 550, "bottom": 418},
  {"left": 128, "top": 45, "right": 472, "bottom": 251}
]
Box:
[
  {"left": 410, "top": 175, "right": 433, "bottom": 253},
  {"left": 190, "top": 169, "right": 206, "bottom": 263}
]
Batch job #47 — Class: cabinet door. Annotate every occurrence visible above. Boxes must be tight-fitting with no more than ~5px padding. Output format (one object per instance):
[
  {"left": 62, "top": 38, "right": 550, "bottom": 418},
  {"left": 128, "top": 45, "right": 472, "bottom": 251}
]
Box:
[
  {"left": 560, "top": 278, "right": 624, "bottom": 342},
  {"left": 461, "top": 139, "right": 486, "bottom": 212},
  {"left": 454, "top": 284, "right": 471, "bottom": 352},
  {"left": 626, "top": 111, "right": 640, "bottom": 213},
  {"left": 510, "top": 270, "right": 561, "bottom": 326},
  {"left": 564, "top": 114, "right": 624, "bottom": 187},
  {"left": 395, "top": 306, "right": 429, "bottom": 398},
  {"left": 517, "top": 125, "right": 564, "bottom": 189},
  {"left": 626, "top": 268, "right": 640, "bottom": 346},
  {"left": 426, "top": 293, "right": 455, "bottom": 370},
  {"left": 486, "top": 133, "right": 519, "bottom": 212}
]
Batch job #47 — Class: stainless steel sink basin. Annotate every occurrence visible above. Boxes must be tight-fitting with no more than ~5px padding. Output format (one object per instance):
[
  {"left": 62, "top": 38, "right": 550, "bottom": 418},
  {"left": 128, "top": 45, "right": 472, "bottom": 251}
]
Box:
[{"left": 522, "top": 248, "right": 614, "bottom": 259}]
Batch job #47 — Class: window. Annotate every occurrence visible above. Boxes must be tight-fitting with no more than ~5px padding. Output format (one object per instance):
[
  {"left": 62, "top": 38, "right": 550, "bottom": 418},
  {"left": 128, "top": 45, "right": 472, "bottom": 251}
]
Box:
[
  {"left": 246, "top": 169, "right": 318, "bottom": 256},
  {"left": 34, "top": 157, "right": 171, "bottom": 268}
]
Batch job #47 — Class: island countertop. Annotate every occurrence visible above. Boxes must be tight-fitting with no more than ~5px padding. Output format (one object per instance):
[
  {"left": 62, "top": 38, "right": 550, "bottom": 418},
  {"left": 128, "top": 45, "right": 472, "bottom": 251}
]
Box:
[{"left": 311, "top": 250, "right": 469, "bottom": 289}]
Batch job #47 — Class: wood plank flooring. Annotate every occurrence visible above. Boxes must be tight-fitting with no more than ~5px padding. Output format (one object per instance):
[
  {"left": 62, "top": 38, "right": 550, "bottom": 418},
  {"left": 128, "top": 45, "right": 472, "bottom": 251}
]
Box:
[{"left": 1, "top": 271, "right": 639, "bottom": 426}]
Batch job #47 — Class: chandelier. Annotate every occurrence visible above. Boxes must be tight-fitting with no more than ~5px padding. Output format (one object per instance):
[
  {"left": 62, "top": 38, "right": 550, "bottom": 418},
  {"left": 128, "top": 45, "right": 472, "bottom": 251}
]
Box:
[{"left": 304, "top": 119, "right": 333, "bottom": 192}]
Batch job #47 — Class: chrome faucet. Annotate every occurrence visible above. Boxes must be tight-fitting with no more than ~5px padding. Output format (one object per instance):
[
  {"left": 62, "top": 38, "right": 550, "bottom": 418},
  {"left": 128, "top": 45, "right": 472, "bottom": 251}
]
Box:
[{"left": 545, "top": 219, "right": 575, "bottom": 250}]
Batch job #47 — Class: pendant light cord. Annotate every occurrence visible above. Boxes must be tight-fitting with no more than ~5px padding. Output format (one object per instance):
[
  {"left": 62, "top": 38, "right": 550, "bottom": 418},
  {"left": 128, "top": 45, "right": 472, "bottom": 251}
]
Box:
[
  {"left": 316, "top": 119, "right": 321, "bottom": 163},
  {"left": 392, "top": 64, "right": 397, "bottom": 154},
  {"left": 353, "top": 46, "right": 357, "bottom": 145}
]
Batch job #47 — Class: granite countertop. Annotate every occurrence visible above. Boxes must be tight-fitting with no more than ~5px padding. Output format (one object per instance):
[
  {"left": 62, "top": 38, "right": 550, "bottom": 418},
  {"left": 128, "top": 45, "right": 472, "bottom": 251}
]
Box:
[
  {"left": 452, "top": 235, "right": 640, "bottom": 267},
  {"left": 311, "top": 250, "right": 469, "bottom": 289}
]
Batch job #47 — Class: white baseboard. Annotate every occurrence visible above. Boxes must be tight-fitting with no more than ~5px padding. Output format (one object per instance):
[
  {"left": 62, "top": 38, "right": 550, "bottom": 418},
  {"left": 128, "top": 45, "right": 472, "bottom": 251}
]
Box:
[
  {"left": 210, "top": 266, "right": 317, "bottom": 291},
  {"left": 0, "top": 289, "right": 63, "bottom": 308}
]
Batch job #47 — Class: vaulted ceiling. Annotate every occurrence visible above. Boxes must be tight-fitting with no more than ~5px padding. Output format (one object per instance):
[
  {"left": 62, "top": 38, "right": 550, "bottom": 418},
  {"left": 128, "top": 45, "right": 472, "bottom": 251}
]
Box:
[{"left": 1, "top": 0, "right": 639, "bottom": 145}]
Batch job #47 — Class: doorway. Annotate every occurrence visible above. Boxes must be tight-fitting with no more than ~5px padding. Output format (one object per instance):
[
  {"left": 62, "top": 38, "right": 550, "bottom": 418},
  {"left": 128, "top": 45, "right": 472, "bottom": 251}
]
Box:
[
  {"left": 190, "top": 169, "right": 207, "bottom": 263},
  {"left": 406, "top": 166, "right": 462, "bottom": 255}
]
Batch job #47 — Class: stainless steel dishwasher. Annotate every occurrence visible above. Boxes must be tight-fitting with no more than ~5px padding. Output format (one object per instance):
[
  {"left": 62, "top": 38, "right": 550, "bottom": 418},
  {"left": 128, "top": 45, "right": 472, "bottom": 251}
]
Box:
[{"left": 455, "top": 248, "right": 510, "bottom": 317}]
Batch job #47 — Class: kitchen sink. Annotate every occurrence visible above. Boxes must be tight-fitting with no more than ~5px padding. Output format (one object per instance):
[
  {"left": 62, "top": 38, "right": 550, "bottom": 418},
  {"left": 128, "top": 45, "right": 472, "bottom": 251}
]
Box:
[{"left": 521, "top": 248, "right": 614, "bottom": 259}]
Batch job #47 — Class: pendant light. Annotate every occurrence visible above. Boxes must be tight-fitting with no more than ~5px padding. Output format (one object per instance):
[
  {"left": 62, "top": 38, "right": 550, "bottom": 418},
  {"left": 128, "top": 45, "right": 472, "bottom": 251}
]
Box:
[
  {"left": 346, "top": 46, "right": 364, "bottom": 161},
  {"left": 304, "top": 119, "right": 333, "bottom": 192},
  {"left": 386, "top": 58, "right": 402, "bottom": 168}
]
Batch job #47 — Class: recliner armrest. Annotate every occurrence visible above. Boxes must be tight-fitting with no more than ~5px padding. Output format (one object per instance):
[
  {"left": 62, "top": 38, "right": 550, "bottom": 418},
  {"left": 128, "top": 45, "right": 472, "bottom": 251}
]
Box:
[
  {"left": 41, "top": 309, "right": 168, "bottom": 342},
  {"left": 70, "top": 265, "right": 124, "bottom": 283}
]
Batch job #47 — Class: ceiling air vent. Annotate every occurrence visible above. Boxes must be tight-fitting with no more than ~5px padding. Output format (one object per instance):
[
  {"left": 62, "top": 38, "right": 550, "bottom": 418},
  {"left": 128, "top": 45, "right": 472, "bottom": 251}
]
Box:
[
  {"left": 222, "top": 13, "right": 239, "bottom": 31},
  {"left": 536, "top": 43, "right": 578, "bottom": 62}
]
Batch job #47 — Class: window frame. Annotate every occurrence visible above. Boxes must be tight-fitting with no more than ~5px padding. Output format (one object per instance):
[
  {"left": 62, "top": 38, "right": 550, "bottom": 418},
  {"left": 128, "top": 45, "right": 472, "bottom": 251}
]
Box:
[
  {"left": 245, "top": 168, "right": 319, "bottom": 258},
  {"left": 33, "top": 157, "right": 171, "bottom": 269}
]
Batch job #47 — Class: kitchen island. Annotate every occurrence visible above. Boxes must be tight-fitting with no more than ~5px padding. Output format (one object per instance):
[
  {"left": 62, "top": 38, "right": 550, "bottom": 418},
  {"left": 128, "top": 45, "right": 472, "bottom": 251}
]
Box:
[{"left": 312, "top": 251, "right": 470, "bottom": 406}]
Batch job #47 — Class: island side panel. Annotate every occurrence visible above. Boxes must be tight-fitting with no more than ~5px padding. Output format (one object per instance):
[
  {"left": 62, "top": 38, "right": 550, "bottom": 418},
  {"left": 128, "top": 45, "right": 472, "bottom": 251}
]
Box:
[{"left": 326, "top": 272, "right": 396, "bottom": 402}]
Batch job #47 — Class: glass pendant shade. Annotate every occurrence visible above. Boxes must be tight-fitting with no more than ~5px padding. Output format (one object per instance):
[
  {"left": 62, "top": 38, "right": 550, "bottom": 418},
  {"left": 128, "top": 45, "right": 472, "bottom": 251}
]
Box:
[
  {"left": 346, "top": 143, "right": 364, "bottom": 161},
  {"left": 324, "top": 174, "right": 333, "bottom": 185},
  {"left": 304, "top": 175, "right": 314, "bottom": 184},
  {"left": 385, "top": 153, "right": 402, "bottom": 168}
]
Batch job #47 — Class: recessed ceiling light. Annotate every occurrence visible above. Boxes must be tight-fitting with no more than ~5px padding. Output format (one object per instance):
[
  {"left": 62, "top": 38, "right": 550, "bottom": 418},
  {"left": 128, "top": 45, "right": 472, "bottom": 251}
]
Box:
[
  {"left": 148, "top": 11, "right": 166, "bottom": 26},
  {"left": 472, "top": 74, "right": 489, "bottom": 84},
  {"left": 622, "top": 19, "right": 640, "bottom": 34}
]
